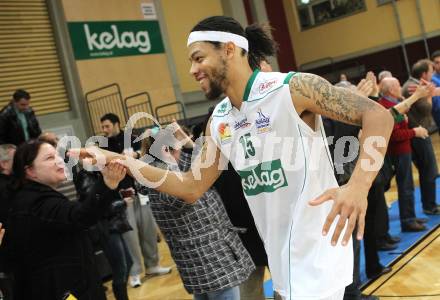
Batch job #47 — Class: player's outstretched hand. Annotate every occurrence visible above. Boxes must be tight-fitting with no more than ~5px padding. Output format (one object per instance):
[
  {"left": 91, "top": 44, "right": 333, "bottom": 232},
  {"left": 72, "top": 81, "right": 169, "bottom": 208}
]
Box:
[
  {"left": 68, "top": 146, "right": 123, "bottom": 165},
  {"left": 309, "top": 183, "right": 368, "bottom": 246}
]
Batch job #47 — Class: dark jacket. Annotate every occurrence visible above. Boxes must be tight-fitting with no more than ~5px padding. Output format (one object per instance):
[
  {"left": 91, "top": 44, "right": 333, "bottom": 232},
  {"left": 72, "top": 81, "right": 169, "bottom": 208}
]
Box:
[
  {"left": 101, "top": 131, "right": 140, "bottom": 190},
  {"left": 73, "top": 167, "right": 132, "bottom": 236},
  {"left": 0, "top": 174, "right": 12, "bottom": 273},
  {"left": 0, "top": 102, "right": 42, "bottom": 146},
  {"left": 7, "top": 179, "right": 114, "bottom": 300},
  {"left": 402, "top": 77, "right": 437, "bottom": 133}
]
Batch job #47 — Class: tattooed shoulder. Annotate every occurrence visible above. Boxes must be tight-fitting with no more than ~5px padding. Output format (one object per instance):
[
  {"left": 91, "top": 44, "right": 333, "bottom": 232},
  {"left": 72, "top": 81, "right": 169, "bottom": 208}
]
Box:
[{"left": 289, "top": 72, "right": 375, "bottom": 126}]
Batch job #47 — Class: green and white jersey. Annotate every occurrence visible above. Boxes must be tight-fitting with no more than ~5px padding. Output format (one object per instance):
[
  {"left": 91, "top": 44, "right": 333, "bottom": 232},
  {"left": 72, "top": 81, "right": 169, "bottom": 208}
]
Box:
[{"left": 210, "top": 70, "right": 353, "bottom": 299}]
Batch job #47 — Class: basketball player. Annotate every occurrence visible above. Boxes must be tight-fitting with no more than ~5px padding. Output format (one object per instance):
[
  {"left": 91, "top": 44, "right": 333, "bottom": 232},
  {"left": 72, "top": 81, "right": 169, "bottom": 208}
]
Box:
[{"left": 73, "top": 16, "right": 393, "bottom": 300}]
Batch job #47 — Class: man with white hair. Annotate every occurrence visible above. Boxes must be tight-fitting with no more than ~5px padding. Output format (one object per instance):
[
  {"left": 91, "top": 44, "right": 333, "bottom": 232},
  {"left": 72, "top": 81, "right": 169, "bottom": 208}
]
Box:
[
  {"left": 378, "top": 71, "right": 392, "bottom": 83},
  {"left": 379, "top": 78, "right": 429, "bottom": 232}
]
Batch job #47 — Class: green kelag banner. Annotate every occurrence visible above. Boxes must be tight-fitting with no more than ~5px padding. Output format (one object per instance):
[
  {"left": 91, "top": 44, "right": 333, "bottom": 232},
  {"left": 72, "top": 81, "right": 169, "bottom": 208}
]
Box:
[{"left": 68, "top": 20, "right": 165, "bottom": 60}]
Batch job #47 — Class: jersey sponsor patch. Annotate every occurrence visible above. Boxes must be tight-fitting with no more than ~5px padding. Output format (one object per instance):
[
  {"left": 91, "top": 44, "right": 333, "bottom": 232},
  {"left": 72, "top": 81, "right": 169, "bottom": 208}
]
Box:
[
  {"left": 215, "top": 101, "right": 230, "bottom": 115},
  {"left": 258, "top": 78, "right": 278, "bottom": 94},
  {"left": 218, "top": 122, "right": 232, "bottom": 144},
  {"left": 238, "top": 159, "right": 288, "bottom": 196},
  {"left": 255, "top": 108, "right": 271, "bottom": 134},
  {"left": 234, "top": 117, "right": 251, "bottom": 130}
]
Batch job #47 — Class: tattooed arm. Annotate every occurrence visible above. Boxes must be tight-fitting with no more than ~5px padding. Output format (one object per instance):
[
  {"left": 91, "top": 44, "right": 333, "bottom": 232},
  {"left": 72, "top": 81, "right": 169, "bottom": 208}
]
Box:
[{"left": 289, "top": 73, "right": 393, "bottom": 246}]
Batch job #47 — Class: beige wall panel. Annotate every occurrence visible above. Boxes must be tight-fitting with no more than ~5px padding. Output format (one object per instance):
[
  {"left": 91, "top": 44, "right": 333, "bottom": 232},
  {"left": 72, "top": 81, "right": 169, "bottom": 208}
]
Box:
[
  {"left": 62, "top": 0, "right": 176, "bottom": 119},
  {"left": 76, "top": 54, "right": 175, "bottom": 106},
  {"left": 283, "top": 0, "right": 440, "bottom": 67},
  {"left": 420, "top": 0, "right": 440, "bottom": 33},
  {"left": 63, "top": 0, "right": 148, "bottom": 21},
  {"left": 161, "top": 0, "right": 224, "bottom": 93}
]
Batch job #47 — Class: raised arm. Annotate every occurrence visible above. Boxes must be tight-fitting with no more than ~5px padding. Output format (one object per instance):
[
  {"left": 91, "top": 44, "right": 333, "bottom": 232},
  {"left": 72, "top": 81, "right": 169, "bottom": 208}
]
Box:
[
  {"left": 289, "top": 73, "right": 393, "bottom": 245},
  {"left": 393, "top": 84, "right": 432, "bottom": 114}
]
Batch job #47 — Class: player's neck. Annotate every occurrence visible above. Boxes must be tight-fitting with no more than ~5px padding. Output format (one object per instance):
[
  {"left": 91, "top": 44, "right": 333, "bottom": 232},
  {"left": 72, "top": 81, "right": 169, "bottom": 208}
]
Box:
[{"left": 225, "top": 65, "right": 253, "bottom": 110}]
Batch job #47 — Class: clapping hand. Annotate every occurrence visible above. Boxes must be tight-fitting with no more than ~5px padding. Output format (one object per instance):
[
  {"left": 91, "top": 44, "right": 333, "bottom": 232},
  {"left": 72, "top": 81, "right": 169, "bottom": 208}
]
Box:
[
  {"left": 407, "top": 79, "right": 435, "bottom": 97},
  {"left": 366, "top": 71, "right": 379, "bottom": 97},
  {"left": 356, "top": 79, "right": 373, "bottom": 97},
  {"left": 412, "top": 84, "right": 432, "bottom": 99}
]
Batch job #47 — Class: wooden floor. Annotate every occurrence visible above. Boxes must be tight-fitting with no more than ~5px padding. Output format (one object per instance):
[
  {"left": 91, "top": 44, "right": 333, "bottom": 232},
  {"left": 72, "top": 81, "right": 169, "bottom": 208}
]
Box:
[
  {"left": 107, "top": 135, "right": 440, "bottom": 300},
  {"left": 362, "top": 226, "right": 440, "bottom": 299}
]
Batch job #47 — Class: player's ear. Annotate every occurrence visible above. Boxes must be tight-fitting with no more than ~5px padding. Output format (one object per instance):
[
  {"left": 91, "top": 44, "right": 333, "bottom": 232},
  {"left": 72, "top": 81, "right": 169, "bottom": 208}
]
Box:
[{"left": 224, "top": 42, "right": 236, "bottom": 59}]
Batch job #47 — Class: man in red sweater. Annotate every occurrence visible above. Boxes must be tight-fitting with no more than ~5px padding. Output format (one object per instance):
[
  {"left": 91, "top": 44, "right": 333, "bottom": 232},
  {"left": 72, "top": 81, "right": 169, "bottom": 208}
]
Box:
[{"left": 379, "top": 77, "right": 428, "bottom": 232}]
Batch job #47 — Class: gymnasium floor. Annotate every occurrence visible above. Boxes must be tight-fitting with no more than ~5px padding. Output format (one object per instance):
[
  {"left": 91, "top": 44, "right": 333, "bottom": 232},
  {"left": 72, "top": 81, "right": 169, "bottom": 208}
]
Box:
[{"left": 107, "top": 134, "right": 440, "bottom": 300}]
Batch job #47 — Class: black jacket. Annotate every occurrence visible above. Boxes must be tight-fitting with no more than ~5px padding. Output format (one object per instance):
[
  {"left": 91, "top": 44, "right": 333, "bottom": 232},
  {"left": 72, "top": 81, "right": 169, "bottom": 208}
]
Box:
[
  {"left": 7, "top": 179, "right": 113, "bottom": 300},
  {"left": 101, "top": 131, "right": 140, "bottom": 190},
  {"left": 0, "top": 174, "right": 12, "bottom": 273},
  {"left": 73, "top": 167, "right": 132, "bottom": 235},
  {"left": 0, "top": 102, "right": 42, "bottom": 146}
]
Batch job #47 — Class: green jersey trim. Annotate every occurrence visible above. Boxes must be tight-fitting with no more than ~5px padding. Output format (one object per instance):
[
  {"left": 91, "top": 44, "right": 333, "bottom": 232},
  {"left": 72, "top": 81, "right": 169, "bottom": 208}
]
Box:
[
  {"left": 283, "top": 71, "right": 297, "bottom": 84},
  {"left": 245, "top": 84, "right": 284, "bottom": 103},
  {"left": 243, "top": 69, "right": 260, "bottom": 102}
]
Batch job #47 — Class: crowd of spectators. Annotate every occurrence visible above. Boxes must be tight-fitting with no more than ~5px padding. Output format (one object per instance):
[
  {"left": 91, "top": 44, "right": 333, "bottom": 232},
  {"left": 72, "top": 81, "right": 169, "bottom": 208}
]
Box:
[{"left": 0, "top": 49, "right": 439, "bottom": 300}]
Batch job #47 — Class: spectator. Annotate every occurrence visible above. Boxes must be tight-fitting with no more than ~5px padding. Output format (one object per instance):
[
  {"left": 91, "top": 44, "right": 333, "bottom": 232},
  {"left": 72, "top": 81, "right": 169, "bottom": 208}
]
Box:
[
  {"left": 7, "top": 140, "right": 126, "bottom": 300},
  {"left": 100, "top": 113, "right": 170, "bottom": 288},
  {"left": 328, "top": 78, "right": 383, "bottom": 300},
  {"left": 213, "top": 162, "right": 268, "bottom": 300},
  {"left": 402, "top": 59, "right": 440, "bottom": 215},
  {"left": 379, "top": 77, "right": 429, "bottom": 231},
  {"left": 378, "top": 70, "right": 392, "bottom": 83},
  {"left": 431, "top": 51, "right": 440, "bottom": 132},
  {"left": 0, "top": 144, "right": 16, "bottom": 300},
  {"left": 38, "top": 132, "right": 60, "bottom": 147},
  {"left": 135, "top": 125, "right": 255, "bottom": 300},
  {"left": 73, "top": 164, "right": 133, "bottom": 300},
  {"left": 0, "top": 90, "right": 41, "bottom": 146}
]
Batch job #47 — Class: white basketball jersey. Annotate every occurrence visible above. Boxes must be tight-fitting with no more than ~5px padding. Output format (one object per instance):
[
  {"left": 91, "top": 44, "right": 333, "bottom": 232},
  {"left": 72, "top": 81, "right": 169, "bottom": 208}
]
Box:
[{"left": 210, "top": 70, "right": 353, "bottom": 299}]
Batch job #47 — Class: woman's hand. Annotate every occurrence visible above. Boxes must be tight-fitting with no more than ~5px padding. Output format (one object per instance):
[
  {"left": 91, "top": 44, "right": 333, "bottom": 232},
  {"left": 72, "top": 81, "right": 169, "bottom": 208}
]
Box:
[{"left": 101, "top": 160, "right": 127, "bottom": 190}]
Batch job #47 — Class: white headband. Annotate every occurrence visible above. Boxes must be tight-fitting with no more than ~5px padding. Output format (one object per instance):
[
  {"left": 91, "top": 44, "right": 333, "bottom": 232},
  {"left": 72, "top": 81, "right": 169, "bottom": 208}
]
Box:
[{"left": 187, "top": 31, "right": 249, "bottom": 52}]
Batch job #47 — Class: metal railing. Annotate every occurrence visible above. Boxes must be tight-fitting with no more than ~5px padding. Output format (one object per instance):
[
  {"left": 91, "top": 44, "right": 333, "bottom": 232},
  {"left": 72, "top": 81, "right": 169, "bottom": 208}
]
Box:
[
  {"left": 85, "top": 84, "right": 189, "bottom": 135},
  {"left": 124, "top": 92, "right": 155, "bottom": 130},
  {"left": 155, "top": 101, "right": 187, "bottom": 126},
  {"left": 84, "top": 83, "right": 127, "bottom": 135}
]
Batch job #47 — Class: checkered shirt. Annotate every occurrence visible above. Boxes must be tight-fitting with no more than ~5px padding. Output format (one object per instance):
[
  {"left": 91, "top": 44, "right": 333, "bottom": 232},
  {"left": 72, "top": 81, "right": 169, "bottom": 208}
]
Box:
[{"left": 136, "top": 149, "right": 255, "bottom": 294}]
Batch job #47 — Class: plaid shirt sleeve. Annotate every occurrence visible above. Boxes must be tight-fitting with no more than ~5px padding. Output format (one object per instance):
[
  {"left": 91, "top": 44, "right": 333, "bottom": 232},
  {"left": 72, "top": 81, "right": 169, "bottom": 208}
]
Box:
[
  {"left": 148, "top": 149, "right": 194, "bottom": 211},
  {"left": 177, "top": 147, "right": 193, "bottom": 172}
]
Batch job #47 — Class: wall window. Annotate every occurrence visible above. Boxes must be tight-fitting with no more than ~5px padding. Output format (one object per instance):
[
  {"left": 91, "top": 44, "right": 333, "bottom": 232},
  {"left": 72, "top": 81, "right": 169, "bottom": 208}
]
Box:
[{"left": 296, "top": 0, "right": 366, "bottom": 30}]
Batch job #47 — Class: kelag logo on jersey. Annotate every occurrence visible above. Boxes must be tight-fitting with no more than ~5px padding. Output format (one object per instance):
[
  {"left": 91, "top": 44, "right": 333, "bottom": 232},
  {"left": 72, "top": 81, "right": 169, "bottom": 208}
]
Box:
[
  {"left": 255, "top": 109, "right": 271, "bottom": 134},
  {"left": 234, "top": 117, "right": 251, "bottom": 130},
  {"left": 238, "top": 159, "right": 288, "bottom": 196}
]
